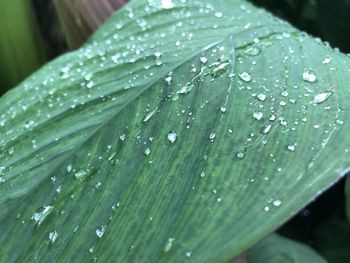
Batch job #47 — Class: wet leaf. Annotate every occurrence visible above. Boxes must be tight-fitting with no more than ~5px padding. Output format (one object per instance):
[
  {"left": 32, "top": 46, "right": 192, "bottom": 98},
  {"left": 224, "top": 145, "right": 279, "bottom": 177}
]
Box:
[{"left": 0, "top": 0, "right": 349, "bottom": 262}]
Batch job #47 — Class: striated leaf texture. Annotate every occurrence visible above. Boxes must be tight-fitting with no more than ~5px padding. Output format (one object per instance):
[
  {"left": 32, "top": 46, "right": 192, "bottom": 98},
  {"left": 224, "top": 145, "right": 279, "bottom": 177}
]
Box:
[{"left": 0, "top": 0, "right": 349, "bottom": 262}]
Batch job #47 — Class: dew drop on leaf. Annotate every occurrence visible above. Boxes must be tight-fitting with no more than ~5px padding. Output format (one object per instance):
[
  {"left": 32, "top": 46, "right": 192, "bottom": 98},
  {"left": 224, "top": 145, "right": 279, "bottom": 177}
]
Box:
[
  {"left": 281, "top": 91, "right": 288, "bottom": 97},
  {"left": 253, "top": 111, "right": 263, "bottom": 120},
  {"left": 74, "top": 170, "right": 88, "bottom": 180},
  {"left": 313, "top": 92, "right": 332, "bottom": 104},
  {"left": 257, "top": 93, "right": 267, "bottom": 101},
  {"left": 66, "top": 164, "right": 72, "bottom": 173},
  {"left": 120, "top": 134, "right": 126, "bottom": 141},
  {"left": 49, "top": 230, "right": 59, "bottom": 243},
  {"left": 209, "top": 133, "right": 216, "bottom": 142},
  {"left": 161, "top": 0, "right": 174, "bottom": 9},
  {"left": 262, "top": 124, "right": 272, "bottom": 134},
  {"left": 287, "top": 145, "right": 295, "bottom": 151},
  {"left": 302, "top": 70, "right": 317, "bottom": 83},
  {"left": 167, "top": 131, "right": 177, "bottom": 143},
  {"left": 96, "top": 225, "right": 106, "bottom": 238},
  {"left": 31, "top": 206, "right": 54, "bottom": 225},
  {"left": 236, "top": 152, "right": 245, "bottom": 159},
  {"left": 272, "top": 200, "right": 282, "bottom": 207},
  {"left": 178, "top": 83, "right": 194, "bottom": 95},
  {"left": 144, "top": 147, "right": 151, "bottom": 156},
  {"left": 163, "top": 238, "right": 175, "bottom": 253},
  {"left": 244, "top": 47, "right": 261, "bottom": 56},
  {"left": 322, "top": 57, "right": 331, "bottom": 64},
  {"left": 238, "top": 72, "right": 251, "bottom": 82},
  {"left": 200, "top": 56, "right": 208, "bottom": 64}
]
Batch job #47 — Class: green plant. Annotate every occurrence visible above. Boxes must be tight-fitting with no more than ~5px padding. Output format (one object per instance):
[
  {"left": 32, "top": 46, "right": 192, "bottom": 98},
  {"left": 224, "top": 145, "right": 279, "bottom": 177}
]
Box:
[
  {"left": 0, "top": 0, "right": 45, "bottom": 93},
  {"left": 0, "top": 0, "right": 349, "bottom": 262}
]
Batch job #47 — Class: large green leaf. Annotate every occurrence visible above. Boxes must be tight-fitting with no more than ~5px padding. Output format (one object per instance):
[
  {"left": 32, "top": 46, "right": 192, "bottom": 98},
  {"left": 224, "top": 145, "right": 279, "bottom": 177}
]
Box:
[
  {"left": 0, "top": 0, "right": 349, "bottom": 262},
  {"left": 247, "top": 233, "right": 327, "bottom": 263}
]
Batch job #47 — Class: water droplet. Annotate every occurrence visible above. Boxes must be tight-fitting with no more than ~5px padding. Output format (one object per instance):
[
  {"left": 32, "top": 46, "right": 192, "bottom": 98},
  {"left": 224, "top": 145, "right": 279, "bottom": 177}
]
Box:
[
  {"left": 220, "top": 107, "right": 227, "bottom": 112},
  {"left": 209, "top": 133, "right": 216, "bottom": 142},
  {"left": 272, "top": 200, "right": 282, "bottom": 207},
  {"left": 84, "top": 73, "right": 93, "bottom": 81},
  {"left": 66, "top": 164, "right": 72, "bottom": 173},
  {"left": 96, "top": 225, "right": 106, "bottom": 238},
  {"left": 313, "top": 92, "right": 332, "bottom": 104},
  {"left": 200, "top": 57, "right": 208, "bottom": 64},
  {"left": 144, "top": 147, "right": 151, "bottom": 156},
  {"left": 281, "top": 91, "right": 288, "bottom": 97},
  {"left": 262, "top": 124, "right": 272, "bottom": 134},
  {"left": 322, "top": 57, "right": 331, "bottom": 64},
  {"left": 210, "top": 61, "right": 230, "bottom": 78},
  {"left": 200, "top": 171, "right": 206, "bottom": 178},
  {"left": 86, "top": 81, "right": 95, "bottom": 89},
  {"left": 253, "top": 111, "right": 263, "bottom": 120},
  {"left": 74, "top": 170, "right": 88, "bottom": 180},
  {"left": 143, "top": 109, "right": 157, "bottom": 122},
  {"left": 31, "top": 206, "right": 54, "bottom": 225},
  {"left": 167, "top": 131, "right": 177, "bottom": 143},
  {"left": 120, "top": 134, "right": 126, "bottom": 141},
  {"left": 287, "top": 145, "right": 295, "bottom": 151},
  {"left": 49, "top": 230, "right": 58, "bottom": 243},
  {"left": 59, "top": 67, "right": 71, "bottom": 79},
  {"left": 161, "top": 0, "right": 174, "bottom": 9},
  {"left": 185, "top": 251, "right": 192, "bottom": 258},
  {"left": 244, "top": 47, "right": 261, "bottom": 56},
  {"left": 163, "top": 238, "right": 175, "bottom": 253},
  {"left": 214, "top": 12, "right": 223, "bottom": 18},
  {"left": 236, "top": 152, "right": 245, "bottom": 159},
  {"left": 238, "top": 72, "right": 251, "bottom": 82},
  {"left": 257, "top": 93, "right": 266, "bottom": 101},
  {"left": 178, "top": 83, "right": 194, "bottom": 94},
  {"left": 302, "top": 70, "right": 317, "bottom": 83},
  {"left": 264, "top": 206, "right": 270, "bottom": 212},
  {"left": 165, "top": 75, "right": 172, "bottom": 85}
]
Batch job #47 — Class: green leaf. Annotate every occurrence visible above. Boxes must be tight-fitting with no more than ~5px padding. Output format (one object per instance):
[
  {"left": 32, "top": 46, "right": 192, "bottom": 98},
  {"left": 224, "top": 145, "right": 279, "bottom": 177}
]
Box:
[
  {"left": 247, "top": 233, "right": 327, "bottom": 263},
  {"left": 0, "top": 0, "right": 45, "bottom": 93},
  {"left": 0, "top": 0, "right": 349, "bottom": 262}
]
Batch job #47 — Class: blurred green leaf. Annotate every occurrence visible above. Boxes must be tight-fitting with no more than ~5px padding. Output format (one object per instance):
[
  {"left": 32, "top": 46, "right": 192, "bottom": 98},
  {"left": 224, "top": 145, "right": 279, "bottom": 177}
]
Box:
[
  {"left": 0, "top": 0, "right": 45, "bottom": 93},
  {"left": 248, "top": 233, "right": 327, "bottom": 263},
  {"left": 0, "top": 0, "right": 350, "bottom": 262}
]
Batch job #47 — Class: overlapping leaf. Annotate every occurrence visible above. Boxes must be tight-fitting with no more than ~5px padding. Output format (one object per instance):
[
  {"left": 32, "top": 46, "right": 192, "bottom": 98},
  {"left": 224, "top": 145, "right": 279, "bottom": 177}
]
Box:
[{"left": 248, "top": 234, "right": 327, "bottom": 263}]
